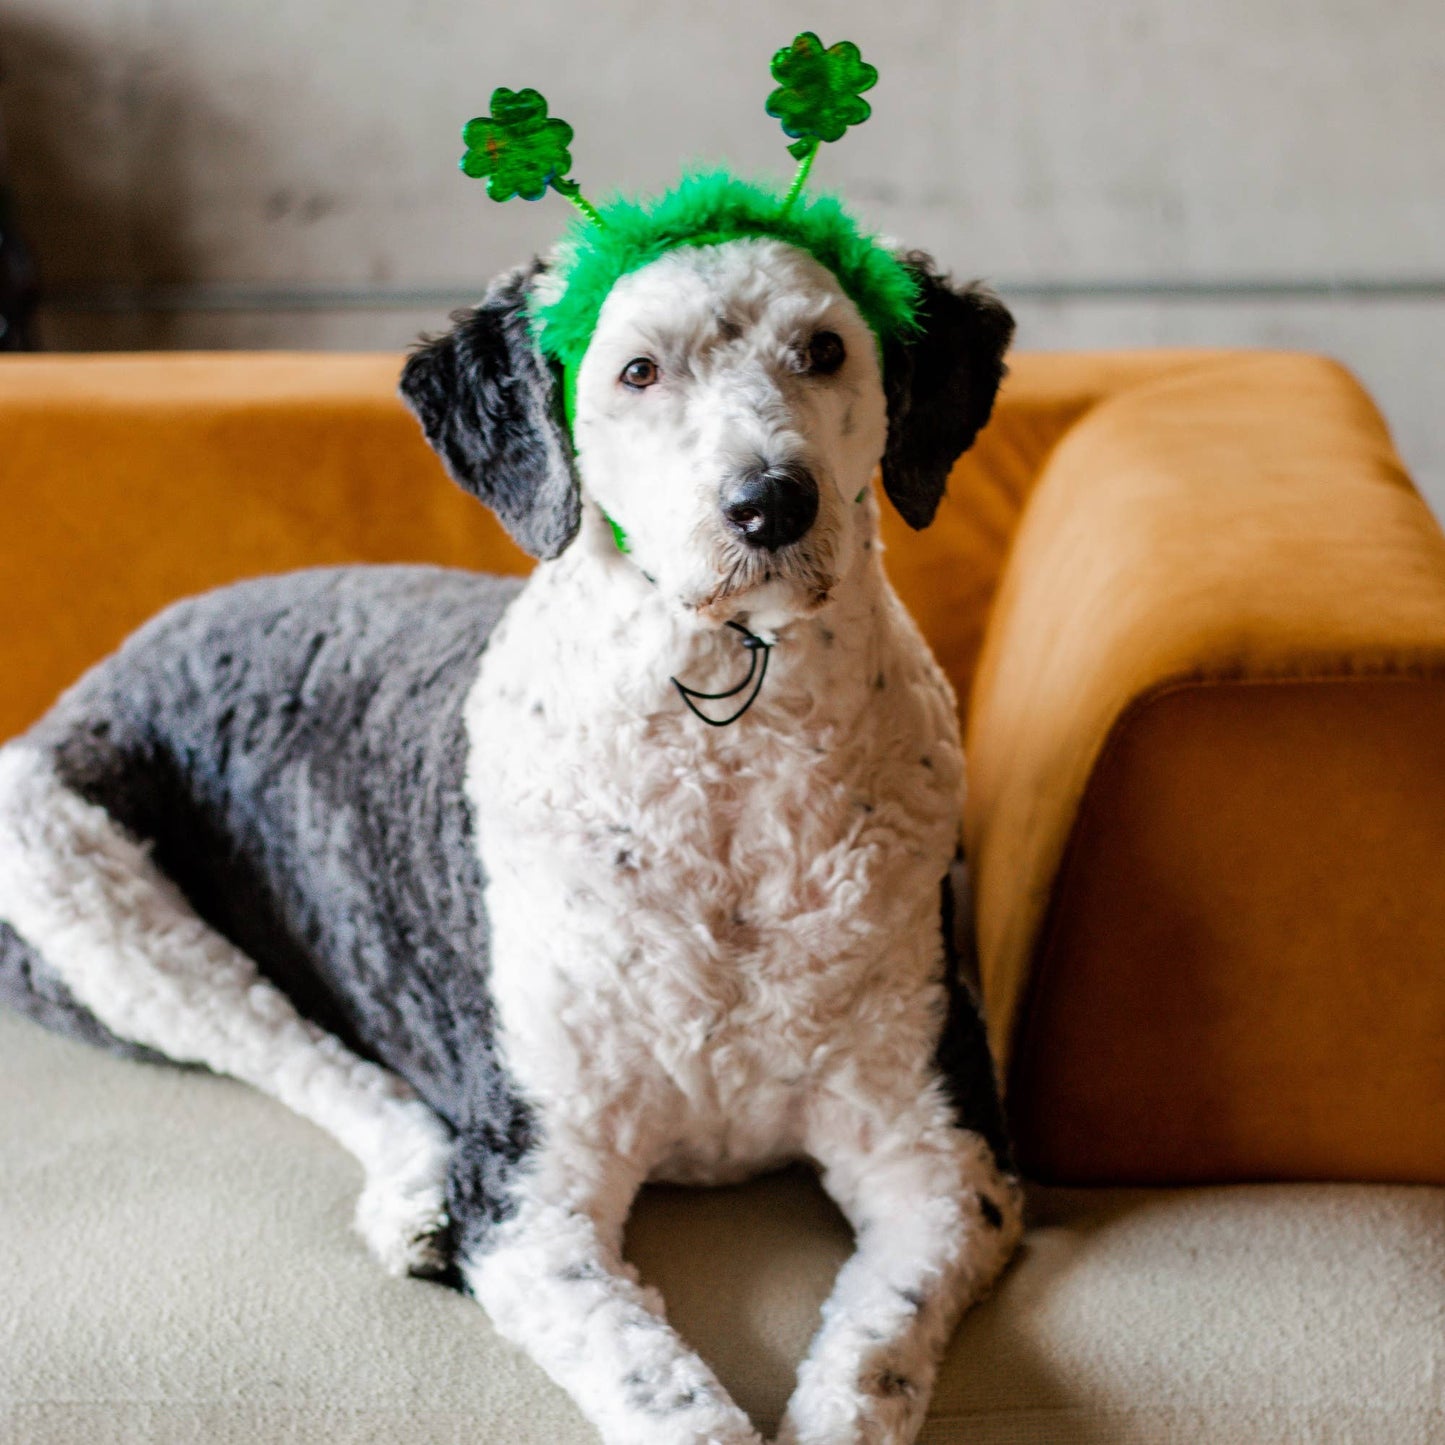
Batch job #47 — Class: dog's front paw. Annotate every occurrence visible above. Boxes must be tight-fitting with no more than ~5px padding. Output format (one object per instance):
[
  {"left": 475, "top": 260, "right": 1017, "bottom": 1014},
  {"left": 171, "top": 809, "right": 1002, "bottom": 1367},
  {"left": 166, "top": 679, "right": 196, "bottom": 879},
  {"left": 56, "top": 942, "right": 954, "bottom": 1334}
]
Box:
[
  {"left": 775, "top": 1346, "right": 930, "bottom": 1445},
  {"left": 353, "top": 1102, "right": 453, "bottom": 1278},
  {"left": 774, "top": 1389, "right": 917, "bottom": 1445}
]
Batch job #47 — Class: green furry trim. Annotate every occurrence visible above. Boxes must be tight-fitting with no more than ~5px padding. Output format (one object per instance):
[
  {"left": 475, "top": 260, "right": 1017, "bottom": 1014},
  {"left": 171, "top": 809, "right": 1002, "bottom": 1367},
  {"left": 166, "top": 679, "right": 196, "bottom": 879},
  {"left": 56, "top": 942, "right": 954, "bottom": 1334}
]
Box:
[{"left": 528, "top": 170, "right": 920, "bottom": 370}]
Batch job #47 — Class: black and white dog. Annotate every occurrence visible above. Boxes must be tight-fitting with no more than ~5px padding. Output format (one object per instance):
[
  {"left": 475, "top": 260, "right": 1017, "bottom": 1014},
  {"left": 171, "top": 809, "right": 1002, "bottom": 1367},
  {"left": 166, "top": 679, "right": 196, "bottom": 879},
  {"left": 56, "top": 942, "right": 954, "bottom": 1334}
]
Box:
[{"left": 0, "top": 237, "right": 1018, "bottom": 1445}]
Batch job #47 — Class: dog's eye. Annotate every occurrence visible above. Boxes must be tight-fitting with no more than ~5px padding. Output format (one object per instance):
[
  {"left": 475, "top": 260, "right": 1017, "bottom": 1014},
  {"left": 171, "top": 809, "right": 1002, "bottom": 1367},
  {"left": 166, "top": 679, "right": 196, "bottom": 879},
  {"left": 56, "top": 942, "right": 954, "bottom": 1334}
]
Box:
[
  {"left": 806, "top": 331, "right": 846, "bottom": 376},
  {"left": 620, "top": 357, "right": 659, "bottom": 390}
]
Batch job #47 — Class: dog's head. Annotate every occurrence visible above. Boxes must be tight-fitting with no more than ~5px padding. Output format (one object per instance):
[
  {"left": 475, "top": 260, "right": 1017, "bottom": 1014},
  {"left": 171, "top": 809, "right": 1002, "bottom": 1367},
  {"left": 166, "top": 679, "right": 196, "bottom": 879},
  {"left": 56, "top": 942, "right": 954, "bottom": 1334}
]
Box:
[{"left": 401, "top": 239, "right": 1012, "bottom": 627}]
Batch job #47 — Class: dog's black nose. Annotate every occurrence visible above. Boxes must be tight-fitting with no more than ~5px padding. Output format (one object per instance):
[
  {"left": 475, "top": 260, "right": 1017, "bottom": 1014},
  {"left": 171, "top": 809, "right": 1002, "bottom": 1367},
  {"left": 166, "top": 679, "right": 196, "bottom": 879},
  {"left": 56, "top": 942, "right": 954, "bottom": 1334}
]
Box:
[{"left": 721, "top": 464, "right": 819, "bottom": 551}]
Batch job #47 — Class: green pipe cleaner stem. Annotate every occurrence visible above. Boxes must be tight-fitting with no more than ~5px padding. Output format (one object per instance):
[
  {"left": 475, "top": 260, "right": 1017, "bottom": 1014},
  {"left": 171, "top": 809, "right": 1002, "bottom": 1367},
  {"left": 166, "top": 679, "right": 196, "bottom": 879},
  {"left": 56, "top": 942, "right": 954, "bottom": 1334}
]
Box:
[
  {"left": 554, "top": 177, "right": 606, "bottom": 228},
  {"left": 779, "top": 140, "right": 818, "bottom": 213}
]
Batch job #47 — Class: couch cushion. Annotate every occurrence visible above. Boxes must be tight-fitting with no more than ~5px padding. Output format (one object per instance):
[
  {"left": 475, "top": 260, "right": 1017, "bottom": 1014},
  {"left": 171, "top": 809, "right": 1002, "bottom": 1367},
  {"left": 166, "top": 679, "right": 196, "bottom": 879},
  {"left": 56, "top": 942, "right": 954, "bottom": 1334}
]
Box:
[{"left": 2, "top": 1011, "right": 1441, "bottom": 1444}]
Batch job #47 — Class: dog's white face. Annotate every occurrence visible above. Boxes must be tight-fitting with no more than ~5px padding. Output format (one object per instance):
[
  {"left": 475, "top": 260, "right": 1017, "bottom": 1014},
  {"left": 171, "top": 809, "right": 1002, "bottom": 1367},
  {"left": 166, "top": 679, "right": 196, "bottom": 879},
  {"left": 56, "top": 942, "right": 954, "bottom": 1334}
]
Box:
[{"left": 569, "top": 238, "right": 888, "bottom": 629}]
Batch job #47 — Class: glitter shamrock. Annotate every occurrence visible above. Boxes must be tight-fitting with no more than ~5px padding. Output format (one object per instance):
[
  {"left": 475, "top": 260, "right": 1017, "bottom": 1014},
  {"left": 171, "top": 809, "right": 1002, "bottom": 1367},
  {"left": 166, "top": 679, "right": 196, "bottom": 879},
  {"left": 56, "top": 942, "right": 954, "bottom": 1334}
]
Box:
[
  {"left": 765, "top": 33, "right": 878, "bottom": 209},
  {"left": 460, "top": 87, "right": 602, "bottom": 223}
]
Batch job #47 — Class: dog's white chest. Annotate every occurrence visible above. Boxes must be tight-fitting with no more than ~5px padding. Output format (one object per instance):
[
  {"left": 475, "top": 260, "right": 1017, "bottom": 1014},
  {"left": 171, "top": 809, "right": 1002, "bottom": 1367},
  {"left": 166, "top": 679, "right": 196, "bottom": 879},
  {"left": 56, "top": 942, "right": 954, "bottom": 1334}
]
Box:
[{"left": 462, "top": 557, "right": 963, "bottom": 1180}]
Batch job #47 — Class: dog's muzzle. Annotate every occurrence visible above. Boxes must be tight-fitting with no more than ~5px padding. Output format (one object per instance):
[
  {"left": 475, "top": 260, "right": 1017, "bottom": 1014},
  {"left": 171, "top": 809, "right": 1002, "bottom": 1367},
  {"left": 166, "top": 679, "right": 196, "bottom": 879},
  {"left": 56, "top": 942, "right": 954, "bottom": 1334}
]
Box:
[{"left": 720, "top": 462, "right": 819, "bottom": 552}]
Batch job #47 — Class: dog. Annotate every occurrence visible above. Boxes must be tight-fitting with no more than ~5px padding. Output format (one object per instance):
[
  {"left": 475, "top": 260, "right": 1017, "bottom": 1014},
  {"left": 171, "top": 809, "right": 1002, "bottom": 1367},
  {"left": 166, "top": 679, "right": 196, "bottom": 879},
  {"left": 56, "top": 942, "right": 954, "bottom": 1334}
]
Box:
[{"left": 0, "top": 234, "right": 1020, "bottom": 1445}]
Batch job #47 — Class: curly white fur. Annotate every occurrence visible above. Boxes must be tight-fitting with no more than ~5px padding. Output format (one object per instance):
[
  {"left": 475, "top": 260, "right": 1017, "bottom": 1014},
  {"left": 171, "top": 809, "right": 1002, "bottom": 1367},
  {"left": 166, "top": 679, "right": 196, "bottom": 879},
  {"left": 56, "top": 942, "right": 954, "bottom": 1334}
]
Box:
[
  {"left": 461, "top": 241, "right": 1021, "bottom": 1444},
  {"left": 0, "top": 237, "right": 1020, "bottom": 1445}
]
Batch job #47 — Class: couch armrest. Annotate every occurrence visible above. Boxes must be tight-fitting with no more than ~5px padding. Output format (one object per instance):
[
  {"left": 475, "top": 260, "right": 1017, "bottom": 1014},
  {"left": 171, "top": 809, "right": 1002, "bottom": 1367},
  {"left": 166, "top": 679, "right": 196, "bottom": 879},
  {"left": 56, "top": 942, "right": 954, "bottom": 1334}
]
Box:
[{"left": 966, "top": 352, "right": 1445, "bottom": 1183}]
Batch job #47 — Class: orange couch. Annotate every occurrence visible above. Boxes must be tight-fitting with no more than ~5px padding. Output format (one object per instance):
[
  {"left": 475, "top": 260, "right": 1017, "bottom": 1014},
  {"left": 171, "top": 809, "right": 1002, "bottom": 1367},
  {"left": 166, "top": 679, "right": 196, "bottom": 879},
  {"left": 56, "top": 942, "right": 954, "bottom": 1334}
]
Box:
[{"left": 4, "top": 348, "right": 1443, "bottom": 1190}]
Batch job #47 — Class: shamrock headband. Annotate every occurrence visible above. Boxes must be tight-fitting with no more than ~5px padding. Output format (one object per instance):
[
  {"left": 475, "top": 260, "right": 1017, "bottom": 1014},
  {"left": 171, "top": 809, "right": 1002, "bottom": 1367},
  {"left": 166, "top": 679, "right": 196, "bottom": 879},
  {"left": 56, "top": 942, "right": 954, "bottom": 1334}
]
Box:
[{"left": 457, "top": 33, "right": 922, "bottom": 375}]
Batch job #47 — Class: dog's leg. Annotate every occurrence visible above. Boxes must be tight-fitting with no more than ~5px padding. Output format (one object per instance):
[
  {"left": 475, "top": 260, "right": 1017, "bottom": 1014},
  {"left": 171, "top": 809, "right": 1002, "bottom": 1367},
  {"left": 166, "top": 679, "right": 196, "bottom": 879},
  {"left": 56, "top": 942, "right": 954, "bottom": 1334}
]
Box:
[
  {"left": 462, "top": 1140, "right": 765, "bottom": 1445},
  {"left": 776, "top": 1095, "right": 1022, "bottom": 1445},
  {"left": 0, "top": 745, "right": 453, "bottom": 1277}
]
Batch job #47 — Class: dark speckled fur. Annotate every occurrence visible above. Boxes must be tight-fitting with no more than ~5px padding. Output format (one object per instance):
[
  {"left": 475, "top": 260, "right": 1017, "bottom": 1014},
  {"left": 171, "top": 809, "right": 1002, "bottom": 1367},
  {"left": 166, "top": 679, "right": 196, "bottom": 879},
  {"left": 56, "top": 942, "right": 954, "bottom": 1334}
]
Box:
[
  {"left": 937, "top": 870, "right": 1013, "bottom": 1172},
  {"left": 7, "top": 565, "right": 530, "bottom": 1256},
  {"left": 401, "top": 263, "right": 581, "bottom": 561},
  {"left": 880, "top": 259, "right": 1014, "bottom": 531}
]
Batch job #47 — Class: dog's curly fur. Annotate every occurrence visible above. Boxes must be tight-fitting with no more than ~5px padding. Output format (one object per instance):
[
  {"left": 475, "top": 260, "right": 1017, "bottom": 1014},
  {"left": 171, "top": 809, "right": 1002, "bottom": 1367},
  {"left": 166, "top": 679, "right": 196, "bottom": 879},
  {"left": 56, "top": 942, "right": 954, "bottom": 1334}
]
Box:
[{"left": 0, "top": 235, "right": 1017, "bottom": 1445}]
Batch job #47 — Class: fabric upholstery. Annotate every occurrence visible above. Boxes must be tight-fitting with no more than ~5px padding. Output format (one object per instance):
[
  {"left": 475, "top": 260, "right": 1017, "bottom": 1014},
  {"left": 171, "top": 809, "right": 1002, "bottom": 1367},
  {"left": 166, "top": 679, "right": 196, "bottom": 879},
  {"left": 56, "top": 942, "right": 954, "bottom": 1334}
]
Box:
[
  {"left": 877, "top": 349, "right": 1226, "bottom": 716},
  {"left": 4, "top": 1012, "right": 1442, "bottom": 1445},
  {"left": 963, "top": 353, "right": 1445, "bottom": 1182},
  {"left": 0, "top": 353, "right": 528, "bottom": 743},
  {"left": 1009, "top": 677, "right": 1445, "bottom": 1184}
]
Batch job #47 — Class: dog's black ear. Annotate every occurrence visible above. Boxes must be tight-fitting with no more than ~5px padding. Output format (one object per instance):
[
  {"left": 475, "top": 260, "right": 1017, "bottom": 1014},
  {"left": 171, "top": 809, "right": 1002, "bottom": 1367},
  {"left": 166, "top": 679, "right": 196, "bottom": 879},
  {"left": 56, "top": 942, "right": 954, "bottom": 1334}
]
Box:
[
  {"left": 880, "top": 254, "right": 1015, "bottom": 530},
  {"left": 400, "top": 261, "right": 581, "bottom": 560}
]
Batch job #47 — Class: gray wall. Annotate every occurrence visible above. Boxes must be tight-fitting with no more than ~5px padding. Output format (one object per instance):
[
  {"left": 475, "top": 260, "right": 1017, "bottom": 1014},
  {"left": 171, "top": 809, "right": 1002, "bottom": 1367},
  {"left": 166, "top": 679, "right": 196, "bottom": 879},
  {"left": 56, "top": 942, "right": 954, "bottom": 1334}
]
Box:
[{"left": 6, "top": 0, "right": 1443, "bottom": 508}]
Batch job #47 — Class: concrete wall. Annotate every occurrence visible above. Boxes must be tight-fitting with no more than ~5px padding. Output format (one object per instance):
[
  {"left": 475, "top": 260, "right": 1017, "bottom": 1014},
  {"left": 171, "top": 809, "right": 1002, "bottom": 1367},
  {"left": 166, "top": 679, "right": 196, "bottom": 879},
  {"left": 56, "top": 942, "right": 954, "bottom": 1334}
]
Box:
[{"left": 5, "top": 0, "right": 1442, "bottom": 507}]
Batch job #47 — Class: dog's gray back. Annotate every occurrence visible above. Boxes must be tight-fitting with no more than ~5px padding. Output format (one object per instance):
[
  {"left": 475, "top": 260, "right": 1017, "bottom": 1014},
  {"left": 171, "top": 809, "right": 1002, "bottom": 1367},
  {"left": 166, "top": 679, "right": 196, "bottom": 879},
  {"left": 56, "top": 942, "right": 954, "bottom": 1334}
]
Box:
[{"left": 4, "top": 566, "right": 527, "bottom": 1158}]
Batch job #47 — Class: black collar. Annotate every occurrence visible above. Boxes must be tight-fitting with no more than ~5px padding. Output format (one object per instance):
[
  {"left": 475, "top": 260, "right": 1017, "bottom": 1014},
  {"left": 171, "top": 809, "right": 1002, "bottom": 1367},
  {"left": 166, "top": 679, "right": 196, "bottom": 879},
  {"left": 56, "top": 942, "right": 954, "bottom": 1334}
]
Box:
[{"left": 670, "top": 620, "right": 772, "bottom": 727}]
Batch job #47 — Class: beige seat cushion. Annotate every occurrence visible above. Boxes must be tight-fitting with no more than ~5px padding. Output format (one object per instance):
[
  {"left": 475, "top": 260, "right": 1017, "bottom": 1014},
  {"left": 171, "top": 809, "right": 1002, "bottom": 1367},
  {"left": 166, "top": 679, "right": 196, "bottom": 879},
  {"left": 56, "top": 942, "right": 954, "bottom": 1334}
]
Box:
[{"left": 2, "top": 1010, "right": 1441, "bottom": 1445}]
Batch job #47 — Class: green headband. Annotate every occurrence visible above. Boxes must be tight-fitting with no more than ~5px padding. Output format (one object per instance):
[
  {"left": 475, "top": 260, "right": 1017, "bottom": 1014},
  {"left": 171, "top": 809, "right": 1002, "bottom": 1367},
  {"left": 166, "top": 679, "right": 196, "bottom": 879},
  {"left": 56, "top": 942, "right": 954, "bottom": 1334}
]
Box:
[{"left": 458, "top": 32, "right": 923, "bottom": 373}]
